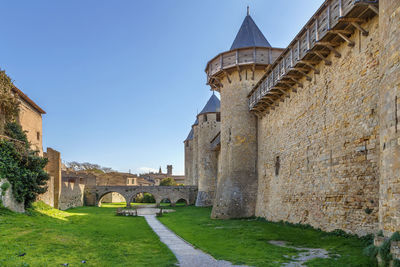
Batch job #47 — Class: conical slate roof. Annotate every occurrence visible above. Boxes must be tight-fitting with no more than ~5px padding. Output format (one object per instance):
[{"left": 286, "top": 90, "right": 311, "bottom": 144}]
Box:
[
  {"left": 184, "top": 128, "right": 194, "bottom": 142},
  {"left": 192, "top": 118, "right": 198, "bottom": 126},
  {"left": 199, "top": 94, "right": 220, "bottom": 115},
  {"left": 230, "top": 14, "right": 271, "bottom": 50}
]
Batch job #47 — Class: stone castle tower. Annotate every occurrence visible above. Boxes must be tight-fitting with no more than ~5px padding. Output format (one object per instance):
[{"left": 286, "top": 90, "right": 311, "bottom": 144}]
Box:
[
  {"left": 195, "top": 94, "right": 220, "bottom": 206},
  {"left": 205, "top": 10, "right": 283, "bottom": 218},
  {"left": 184, "top": 94, "right": 221, "bottom": 206},
  {"left": 185, "top": 0, "right": 400, "bottom": 237}
]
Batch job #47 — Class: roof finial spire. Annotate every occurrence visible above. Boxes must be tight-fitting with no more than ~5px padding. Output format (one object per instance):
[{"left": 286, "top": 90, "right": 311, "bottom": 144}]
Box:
[{"left": 247, "top": 6, "right": 249, "bottom": 16}]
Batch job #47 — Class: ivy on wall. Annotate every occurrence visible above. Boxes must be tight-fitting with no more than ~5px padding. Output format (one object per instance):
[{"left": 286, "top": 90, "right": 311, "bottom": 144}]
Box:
[
  {"left": 0, "top": 70, "right": 19, "bottom": 124},
  {"left": 0, "top": 122, "right": 49, "bottom": 208}
]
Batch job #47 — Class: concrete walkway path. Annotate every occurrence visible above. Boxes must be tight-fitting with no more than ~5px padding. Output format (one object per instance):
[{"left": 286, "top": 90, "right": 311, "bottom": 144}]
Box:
[{"left": 144, "top": 215, "right": 246, "bottom": 267}]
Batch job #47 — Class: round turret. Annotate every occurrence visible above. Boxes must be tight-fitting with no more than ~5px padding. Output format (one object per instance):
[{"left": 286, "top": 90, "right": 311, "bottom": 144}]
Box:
[
  {"left": 208, "top": 11, "right": 283, "bottom": 219},
  {"left": 195, "top": 94, "right": 221, "bottom": 206}
]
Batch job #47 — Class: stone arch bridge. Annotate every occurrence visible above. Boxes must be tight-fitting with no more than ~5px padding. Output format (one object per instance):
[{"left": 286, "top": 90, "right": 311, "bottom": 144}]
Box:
[{"left": 87, "top": 186, "right": 198, "bottom": 206}]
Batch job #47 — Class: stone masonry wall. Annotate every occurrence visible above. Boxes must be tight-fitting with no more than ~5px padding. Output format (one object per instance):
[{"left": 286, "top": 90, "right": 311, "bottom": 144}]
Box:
[
  {"left": 18, "top": 100, "right": 43, "bottom": 155},
  {"left": 43, "top": 148, "right": 61, "bottom": 209},
  {"left": 196, "top": 113, "right": 220, "bottom": 206},
  {"left": 192, "top": 125, "right": 199, "bottom": 187},
  {"left": 378, "top": 0, "right": 400, "bottom": 236},
  {"left": 256, "top": 17, "right": 380, "bottom": 236},
  {"left": 0, "top": 179, "right": 24, "bottom": 213},
  {"left": 59, "top": 181, "right": 85, "bottom": 210},
  {"left": 184, "top": 139, "right": 193, "bottom": 185}
]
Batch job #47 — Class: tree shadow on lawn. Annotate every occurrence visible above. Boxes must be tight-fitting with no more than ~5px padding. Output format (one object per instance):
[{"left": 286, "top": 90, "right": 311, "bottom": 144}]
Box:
[{"left": 0, "top": 203, "right": 177, "bottom": 267}]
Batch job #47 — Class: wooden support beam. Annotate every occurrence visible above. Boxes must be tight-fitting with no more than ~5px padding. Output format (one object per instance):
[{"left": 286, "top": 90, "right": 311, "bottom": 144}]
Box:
[
  {"left": 222, "top": 70, "right": 231, "bottom": 83},
  {"left": 279, "top": 80, "right": 296, "bottom": 85},
  {"left": 294, "top": 69, "right": 312, "bottom": 81},
  {"left": 291, "top": 67, "right": 310, "bottom": 72},
  {"left": 336, "top": 32, "right": 355, "bottom": 47},
  {"left": 273, "top": 87, "right": 290, "bottom": 98},
  {"left": 236, "top": 65, "right": 242, "bottom": 81},
  {"left": 316, "top": 41, "right": 341, "bottom": 47},
  {"left": 329, "top": 29, "right": 353, "bottom": 35},
  {"left": 252, "top": 64, "right": 255, "bottom": 80},
  {"left": 289, "top": 77, "right": 303, "bottom": 88},
  {"left": 300, "top": 59, "right": 321, "bottom": 64},
  {"left": 312, "top": 51, "right": 332, "bottom": 65},
  {"left": 298, "top": 61, "right": 320, "bottom": 74},
  {"left": 286, "top": 75, "right": 303, "bottom": 80},
  {"left": 351, "top": 22, "right": 369, "bottom": 36},
  {"left": 316, "top": 42, "right": 341, "bottom": 58},
  {"left": 339, "top": 18, "right": 365, "bottom": 23},
  {"left": 368, "top": 4, "right": 378, "bottom": 15}
]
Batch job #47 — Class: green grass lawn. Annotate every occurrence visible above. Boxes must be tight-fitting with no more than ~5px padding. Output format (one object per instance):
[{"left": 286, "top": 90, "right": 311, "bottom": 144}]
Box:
[
  {"left": 100, "top": 202, "right": 187, "bottom": 208},
  {"left": 159, "top": 206, "right": 376, "bottom": 267},
  {"left": 0, "top": 202, "right": 177, "bottom": 267}
]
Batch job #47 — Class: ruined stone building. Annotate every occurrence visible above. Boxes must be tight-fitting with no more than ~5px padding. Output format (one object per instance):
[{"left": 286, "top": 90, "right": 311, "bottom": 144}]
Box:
[{"left": 185, "top": 0, "right": 400, "bottom": 237}]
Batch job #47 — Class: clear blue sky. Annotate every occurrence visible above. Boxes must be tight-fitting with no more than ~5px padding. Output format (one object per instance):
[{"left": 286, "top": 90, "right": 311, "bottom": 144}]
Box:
[{"left": 1, "top": 0, "right": 323, "bottom": 175}]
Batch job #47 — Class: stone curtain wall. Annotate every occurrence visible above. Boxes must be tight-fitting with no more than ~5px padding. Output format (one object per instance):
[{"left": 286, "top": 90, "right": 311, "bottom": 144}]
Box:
[
  {"left": 59, "top": 181, "right": 85, "bottom": 210},
  {"left": 37, "top": 174, "right": 54, "bottom": 208},
  {"left": 256, "top": 17, "right": 380, "bottom": 235},
  {"left": 378, "top": 0, "right": 400, "bottom": 235}
]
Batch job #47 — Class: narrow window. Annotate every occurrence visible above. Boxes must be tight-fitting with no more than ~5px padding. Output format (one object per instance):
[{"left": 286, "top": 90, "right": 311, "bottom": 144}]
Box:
[
  {"left": 275, "top": 156, "right": 280, "bottom": 176},
  {"left": 37, "top": 131, "right": 40, "bottom": 141},
  {"left": 216, "top": 113, "right": 221, "bottom": 122},
  {"left": 203, "top": 114, "right": 207, "bottom": 122}
]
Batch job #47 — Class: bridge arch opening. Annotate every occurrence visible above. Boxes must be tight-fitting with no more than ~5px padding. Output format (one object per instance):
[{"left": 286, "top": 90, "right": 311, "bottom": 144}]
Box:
[
  {"left": 98, "top": 192, "right": 127, "bottom": 207},
  {"left": 160, "top": 198, "right": 172, "bottom": 207},
  {"left": 130, "top": 192, "right": 156, "bottom": 206},
  {"left": 176, "top": 198, "right": 188, "bottom": 206}
]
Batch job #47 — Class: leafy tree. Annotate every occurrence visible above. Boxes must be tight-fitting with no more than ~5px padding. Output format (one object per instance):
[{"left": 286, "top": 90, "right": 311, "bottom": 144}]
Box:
[
  {"left": 160, "top": 177, "right": 177, "bottom": 186},
  {"left": 0, "top": 122, "right": 49, "bottom": 208},
  {"left": 0, "top": 70, "right": 19, "bottom": 132},
  {"left": 66, "top": 161, "right": 114, "bottom": 173}
]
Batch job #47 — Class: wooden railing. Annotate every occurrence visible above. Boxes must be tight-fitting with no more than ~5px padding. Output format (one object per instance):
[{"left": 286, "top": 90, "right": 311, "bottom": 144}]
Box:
[
  {"left": 248, "top": 0, "right": 378, "bottom": 111},
  {"left": 206, "top": 47, "right": 283, "bottom": 86}
]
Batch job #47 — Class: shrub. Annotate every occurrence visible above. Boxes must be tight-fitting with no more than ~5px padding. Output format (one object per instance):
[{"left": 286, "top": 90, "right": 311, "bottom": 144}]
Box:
[
  {"left": 1, "top": 181, "right": 10, "bottom": 196},
  {"left": 0, "top": 70, "right": 20, "bottom": 123},
  {"left": 0, "top": 122, "right": 49, "bottom": 208},
  {"left": 142, "top": 193, "right": 155, "bottom": 203},
  {"left": 363, "top": 244, "right": 378, "bottom": 259},
  {"left": 160, "top": 177, "right": 176, "bottom": 186}
]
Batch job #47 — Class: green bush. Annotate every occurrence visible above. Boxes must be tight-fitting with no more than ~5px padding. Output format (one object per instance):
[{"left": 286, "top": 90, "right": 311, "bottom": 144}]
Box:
[
  {"left": 135, "top": 193, "right": 155, "bottom": 203},
  {"left": 160, "top": 177, "right": 176, "bottom": 186},
  {"left": 0, "top": 122, "right": 49, "bottom": 208},
  {"left": 0, "top": 181, "right": 10, "bottom": 196}
]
